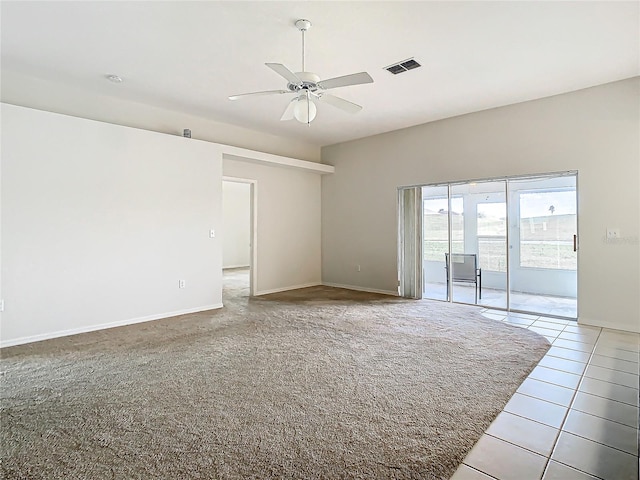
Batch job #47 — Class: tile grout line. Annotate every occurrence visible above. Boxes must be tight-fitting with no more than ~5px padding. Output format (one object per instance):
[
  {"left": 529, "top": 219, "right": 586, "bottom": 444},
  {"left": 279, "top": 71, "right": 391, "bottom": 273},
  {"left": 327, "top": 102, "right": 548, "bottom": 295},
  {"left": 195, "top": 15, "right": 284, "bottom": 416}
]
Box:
[
  {"left": 536, "top": 324, "right": 602, "bottom": 479},
  {"left": 536, "top": 326, "right": 638, "bottom": 480},
  {"left": 460, "top": 464, "right": 500, "bottom": 480},
  {"left": 513, "top": 387, "right": 639, "bottom": 429},
  {"left": 482, "top": 431, "right": 549, "bottom": 461}
]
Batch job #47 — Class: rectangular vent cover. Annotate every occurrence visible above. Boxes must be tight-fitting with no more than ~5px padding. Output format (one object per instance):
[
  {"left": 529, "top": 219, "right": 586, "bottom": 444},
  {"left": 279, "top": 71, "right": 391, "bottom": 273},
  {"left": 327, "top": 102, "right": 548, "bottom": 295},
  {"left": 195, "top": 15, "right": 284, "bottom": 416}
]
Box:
[{"left": 385, "top": 58, "right": 422, "bottom": 75}]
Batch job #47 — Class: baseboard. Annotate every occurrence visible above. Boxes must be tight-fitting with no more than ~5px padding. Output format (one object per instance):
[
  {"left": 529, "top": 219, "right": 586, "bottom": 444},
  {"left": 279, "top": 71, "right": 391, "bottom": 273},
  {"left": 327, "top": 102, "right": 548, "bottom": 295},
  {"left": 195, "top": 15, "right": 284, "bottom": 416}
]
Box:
[
  {"left": 254, "top": 282, "right": 321, "bottom": 296},
  {"left": 578, "top": 317, "right": 640, "bottom": 334},
  {"left": 322, "top": 282, "right": 399, "bottom": 296},
  {"left": 0, "top": 304, "right": 224, "bottom": 349},
  {"left": 223, "top": 265, "right": 250, "bottom": 270}
]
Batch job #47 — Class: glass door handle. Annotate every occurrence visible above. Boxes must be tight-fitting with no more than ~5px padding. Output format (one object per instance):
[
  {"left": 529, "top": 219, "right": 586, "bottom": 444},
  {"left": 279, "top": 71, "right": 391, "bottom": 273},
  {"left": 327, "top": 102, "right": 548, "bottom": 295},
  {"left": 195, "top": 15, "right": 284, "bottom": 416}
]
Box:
[{"left": 573, "top": 234, "right": 577, "bottom": 252}]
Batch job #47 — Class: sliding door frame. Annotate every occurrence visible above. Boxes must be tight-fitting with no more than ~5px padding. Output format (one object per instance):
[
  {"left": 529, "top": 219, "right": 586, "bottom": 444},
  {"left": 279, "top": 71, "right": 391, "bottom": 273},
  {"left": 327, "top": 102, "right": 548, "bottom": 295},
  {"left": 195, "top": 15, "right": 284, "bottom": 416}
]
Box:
[{"left": 400, "top": 170, "right": 578, "bottom": 318}]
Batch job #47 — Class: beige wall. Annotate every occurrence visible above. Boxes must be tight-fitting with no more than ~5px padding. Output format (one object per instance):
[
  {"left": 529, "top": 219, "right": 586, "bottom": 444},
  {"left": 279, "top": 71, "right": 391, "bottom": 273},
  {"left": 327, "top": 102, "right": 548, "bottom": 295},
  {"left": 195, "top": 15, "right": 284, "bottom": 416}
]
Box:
[
  {"left": 321, "top": 78, "right": 640, "bottom": 332},
  {"left": 1, "top": 104, "right": 224, "bottom": 346},
  {"left": 223, "top": 160, "right": 322, "bottom": 295},
  {"left": 1, "top": 103, "right": 326, "bottom": 346}
]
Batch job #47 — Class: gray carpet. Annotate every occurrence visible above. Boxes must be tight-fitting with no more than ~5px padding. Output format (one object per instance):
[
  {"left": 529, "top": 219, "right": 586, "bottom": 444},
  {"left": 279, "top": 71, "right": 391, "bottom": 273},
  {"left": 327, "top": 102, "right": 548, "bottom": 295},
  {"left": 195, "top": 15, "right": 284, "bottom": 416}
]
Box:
[{"left": 1, "top": 277, "right": 549, "bottom": 479}]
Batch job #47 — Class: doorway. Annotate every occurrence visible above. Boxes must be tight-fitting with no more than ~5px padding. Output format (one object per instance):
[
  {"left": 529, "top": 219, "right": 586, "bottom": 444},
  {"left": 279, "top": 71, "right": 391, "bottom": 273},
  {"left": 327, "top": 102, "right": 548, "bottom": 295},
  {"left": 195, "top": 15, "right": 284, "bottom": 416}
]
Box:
[
  {"left": 222, "top": 177, "right": 257, "bottom": 298},
  {"left": 401, "top": 172, "right": 578, "bottom": 319}
]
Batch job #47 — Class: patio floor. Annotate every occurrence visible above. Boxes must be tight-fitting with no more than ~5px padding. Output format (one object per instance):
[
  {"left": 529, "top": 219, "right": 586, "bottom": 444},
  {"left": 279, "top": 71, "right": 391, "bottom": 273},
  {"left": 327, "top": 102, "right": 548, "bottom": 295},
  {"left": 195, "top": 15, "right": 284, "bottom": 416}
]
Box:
[{"left": 424, "top": 282, "right": 578, "bottom": 319}]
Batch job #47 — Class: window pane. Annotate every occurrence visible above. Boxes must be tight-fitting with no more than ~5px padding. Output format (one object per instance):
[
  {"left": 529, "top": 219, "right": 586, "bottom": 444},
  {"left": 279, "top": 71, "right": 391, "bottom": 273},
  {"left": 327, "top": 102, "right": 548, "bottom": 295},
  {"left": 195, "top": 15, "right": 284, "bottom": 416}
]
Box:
[
  {"left": 477, "top": 203, "right": 506, "bottom": 272},
  {"left": 519, "top": 191, "right": 576, "bottom": 270},
  {"left": 477, "top": 203, "right": 506, "bottom": 236},
  {"left": 424, "top": 196, "right": 463, "bottom": 261},
  {"left": 478, "top": 238, "right": 506, "bottom": 272}
]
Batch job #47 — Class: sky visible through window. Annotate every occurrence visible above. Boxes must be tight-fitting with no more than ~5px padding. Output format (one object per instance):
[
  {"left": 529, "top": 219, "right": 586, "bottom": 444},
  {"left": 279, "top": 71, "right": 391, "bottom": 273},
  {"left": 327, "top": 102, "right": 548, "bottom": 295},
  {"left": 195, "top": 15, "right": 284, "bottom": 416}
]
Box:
[
  {"left": 424, "top": 190, "right": 575, "bottom": 219},
  {"left": 519, "top": 191, "right": 575, "bottom": 218}
]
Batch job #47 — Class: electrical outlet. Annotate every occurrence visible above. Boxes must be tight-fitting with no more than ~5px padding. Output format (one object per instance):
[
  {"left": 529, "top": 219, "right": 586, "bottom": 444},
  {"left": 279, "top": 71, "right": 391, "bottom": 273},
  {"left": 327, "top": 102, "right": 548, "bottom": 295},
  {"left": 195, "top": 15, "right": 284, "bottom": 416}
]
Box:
[
  {"left": 209, "top": 229, "right": 215, "bottom": 238},
  {"left": 178, "top": 280, "right": 186, "bottom": 289}
]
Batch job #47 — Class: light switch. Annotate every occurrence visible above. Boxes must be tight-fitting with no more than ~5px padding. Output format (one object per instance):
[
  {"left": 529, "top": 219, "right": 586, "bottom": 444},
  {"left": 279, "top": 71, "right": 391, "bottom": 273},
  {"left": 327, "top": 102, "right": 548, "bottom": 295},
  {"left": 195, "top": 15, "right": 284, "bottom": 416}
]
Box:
[{"left": 606, "top": 228, "right": 620, "bottom": 239}]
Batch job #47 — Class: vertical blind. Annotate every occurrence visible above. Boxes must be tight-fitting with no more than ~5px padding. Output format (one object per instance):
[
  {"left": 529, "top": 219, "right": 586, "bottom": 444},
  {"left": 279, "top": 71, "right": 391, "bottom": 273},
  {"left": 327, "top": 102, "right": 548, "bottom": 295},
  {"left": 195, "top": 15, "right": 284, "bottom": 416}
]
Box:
[{"left": 398, "top": 187, "right": 423, "bottom": 299}]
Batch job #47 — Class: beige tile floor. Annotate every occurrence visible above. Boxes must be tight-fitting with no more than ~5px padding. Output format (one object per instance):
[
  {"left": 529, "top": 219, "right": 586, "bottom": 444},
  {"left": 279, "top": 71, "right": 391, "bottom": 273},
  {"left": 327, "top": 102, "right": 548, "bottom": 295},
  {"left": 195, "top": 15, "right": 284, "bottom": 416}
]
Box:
[{"left": 451, "top": 310, "right": 640, "bottom": 480}]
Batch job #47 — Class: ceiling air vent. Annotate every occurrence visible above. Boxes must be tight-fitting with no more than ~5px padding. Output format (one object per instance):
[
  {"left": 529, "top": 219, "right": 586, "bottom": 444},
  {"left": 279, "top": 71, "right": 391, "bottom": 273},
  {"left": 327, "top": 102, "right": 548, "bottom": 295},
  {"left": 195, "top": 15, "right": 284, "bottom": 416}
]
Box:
[{"left": 384, "top": 58, "right": 422, "bottom": 75}]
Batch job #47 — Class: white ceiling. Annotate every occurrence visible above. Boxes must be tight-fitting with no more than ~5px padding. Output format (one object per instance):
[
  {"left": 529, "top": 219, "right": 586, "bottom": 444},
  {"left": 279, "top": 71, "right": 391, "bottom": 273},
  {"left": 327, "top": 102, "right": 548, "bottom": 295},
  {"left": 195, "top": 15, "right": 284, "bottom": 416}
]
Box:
[{"left": 2, "top": 1, "right": 638, "bottom": 147}]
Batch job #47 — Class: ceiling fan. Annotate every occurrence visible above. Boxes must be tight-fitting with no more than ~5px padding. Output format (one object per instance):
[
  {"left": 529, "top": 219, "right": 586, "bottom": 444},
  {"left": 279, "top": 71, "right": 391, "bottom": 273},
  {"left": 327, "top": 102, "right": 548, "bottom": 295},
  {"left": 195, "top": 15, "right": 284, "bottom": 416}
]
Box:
[{"left": 228, "top": 19, "right": 374, "bottom": 125}]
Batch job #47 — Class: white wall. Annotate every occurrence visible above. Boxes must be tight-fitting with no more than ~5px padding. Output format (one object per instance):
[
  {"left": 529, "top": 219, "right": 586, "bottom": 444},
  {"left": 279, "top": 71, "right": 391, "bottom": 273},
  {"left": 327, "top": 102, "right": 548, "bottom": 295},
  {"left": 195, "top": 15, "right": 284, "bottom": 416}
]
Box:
[
  {"left": 321, "top": 78, "right": 640, "bottom": 333},
  {"left": 1, "top": 70, "right": 321, "bottom": 163},
  {"left": 1, "top": 104, "right": 223, "bottom": 346},
  {"left": 222, "top": 181, "right": 251, "bottom": 269},
  {"left": 223, "top": 160, "right": 322, "bottom": 295}
]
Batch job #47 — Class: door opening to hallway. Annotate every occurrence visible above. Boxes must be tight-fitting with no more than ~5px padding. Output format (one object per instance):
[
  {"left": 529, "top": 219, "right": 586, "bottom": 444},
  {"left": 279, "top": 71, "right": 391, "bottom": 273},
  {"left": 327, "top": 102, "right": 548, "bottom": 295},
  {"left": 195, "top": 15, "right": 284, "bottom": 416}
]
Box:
[{"left": 222, "top": 178, "right": 256, "bottom": 301}]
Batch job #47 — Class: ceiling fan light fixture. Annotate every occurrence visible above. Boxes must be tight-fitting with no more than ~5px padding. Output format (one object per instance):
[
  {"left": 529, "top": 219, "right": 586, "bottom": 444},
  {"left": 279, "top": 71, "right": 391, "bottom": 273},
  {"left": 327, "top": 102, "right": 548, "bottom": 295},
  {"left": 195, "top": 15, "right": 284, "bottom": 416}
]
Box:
[{"left": 293, "top": 95, "right": 317, "bottom": 124}]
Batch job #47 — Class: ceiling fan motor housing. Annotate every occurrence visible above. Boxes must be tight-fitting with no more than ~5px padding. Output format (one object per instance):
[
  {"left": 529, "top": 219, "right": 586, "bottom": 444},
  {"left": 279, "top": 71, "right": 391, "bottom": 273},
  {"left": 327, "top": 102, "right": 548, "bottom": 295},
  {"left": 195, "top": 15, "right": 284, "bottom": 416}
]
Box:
[{"left": 288, "top": 72, "right": 320, "bottom": 93}]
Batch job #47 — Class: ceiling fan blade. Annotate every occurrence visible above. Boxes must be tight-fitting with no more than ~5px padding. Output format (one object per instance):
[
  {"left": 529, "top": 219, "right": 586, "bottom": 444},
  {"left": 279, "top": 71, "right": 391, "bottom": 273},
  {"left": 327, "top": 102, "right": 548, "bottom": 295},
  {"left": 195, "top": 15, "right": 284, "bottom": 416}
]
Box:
[
  {"left": 280, "top": 98, "right": 297, "bottom": 121},
  {"left": 317, "top": 93, "right": 362, "bottom": 114},
  {"left": 228, "top": 89, "right": 291, "bottom": 100},
  {"left": 265, "top": 63, "right": 302, "bottom": 85},
  {"left": 317, "top": 72, "right": 373, "bottom": 90}
]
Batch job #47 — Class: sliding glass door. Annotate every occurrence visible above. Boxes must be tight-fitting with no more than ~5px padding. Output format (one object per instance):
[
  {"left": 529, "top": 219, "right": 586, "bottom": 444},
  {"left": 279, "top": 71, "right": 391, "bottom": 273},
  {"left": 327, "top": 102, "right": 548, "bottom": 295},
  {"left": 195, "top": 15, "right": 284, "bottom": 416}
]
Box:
[
  {"left": 507, "top": 175, "right": 577, "bottom": 317},
  {"left": 452, "top": 181, "right": 507, "bottom": 309},
  {"left": 419, "top": 172, "right": 577, "bottom": 319}
]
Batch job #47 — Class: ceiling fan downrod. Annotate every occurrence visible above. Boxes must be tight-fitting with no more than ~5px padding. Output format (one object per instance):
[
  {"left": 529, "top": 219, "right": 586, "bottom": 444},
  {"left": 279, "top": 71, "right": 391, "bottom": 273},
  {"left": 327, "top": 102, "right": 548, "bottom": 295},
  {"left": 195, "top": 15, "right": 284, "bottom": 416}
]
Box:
[{"left": 295, "top": 19, "right": 312, "bottom": 73}]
